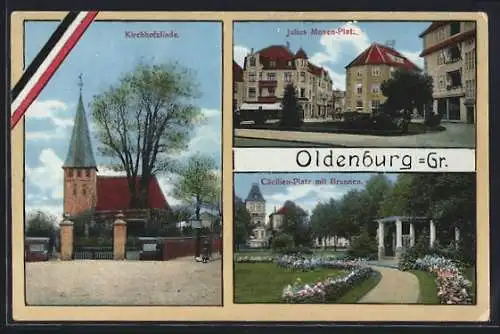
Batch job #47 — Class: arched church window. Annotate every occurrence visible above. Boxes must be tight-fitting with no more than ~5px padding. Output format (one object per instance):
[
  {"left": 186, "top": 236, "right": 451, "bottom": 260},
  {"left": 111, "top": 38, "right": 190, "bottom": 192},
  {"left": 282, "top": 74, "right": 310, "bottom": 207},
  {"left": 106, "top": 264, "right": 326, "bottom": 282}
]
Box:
[
  {"left": 68, "top": 169, "right": 73, "bottom": 177},
  {"left": 85, "top": 170, "right": 90, "bottom": 177},
  {"left": 77, "top": 170, "right": 81, "bottom": 177}
]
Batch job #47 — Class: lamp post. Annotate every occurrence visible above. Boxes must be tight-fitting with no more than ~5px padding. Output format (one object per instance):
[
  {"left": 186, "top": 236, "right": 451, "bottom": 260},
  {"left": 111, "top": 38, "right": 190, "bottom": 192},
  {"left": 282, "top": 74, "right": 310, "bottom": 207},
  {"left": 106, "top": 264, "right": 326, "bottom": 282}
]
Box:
[{"left": 192, "top": 219, "right": 202, "bottom": 261}]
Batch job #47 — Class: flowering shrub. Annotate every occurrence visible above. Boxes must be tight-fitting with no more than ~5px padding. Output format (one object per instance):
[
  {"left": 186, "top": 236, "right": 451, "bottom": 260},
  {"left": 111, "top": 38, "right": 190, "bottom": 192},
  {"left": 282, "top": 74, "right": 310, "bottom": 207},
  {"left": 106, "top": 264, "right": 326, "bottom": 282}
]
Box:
[
  {"left": 412, "top": 255, "right": 473, "bottom": 305},
  {"left": 234, "top": 255, "right": 274, "bottom": 263},
  {"left": 275, "top": 255, "right": 367, "bottom": 272},
  {"left": 282, "top": 267, "right": 374, "bottom": 303}
]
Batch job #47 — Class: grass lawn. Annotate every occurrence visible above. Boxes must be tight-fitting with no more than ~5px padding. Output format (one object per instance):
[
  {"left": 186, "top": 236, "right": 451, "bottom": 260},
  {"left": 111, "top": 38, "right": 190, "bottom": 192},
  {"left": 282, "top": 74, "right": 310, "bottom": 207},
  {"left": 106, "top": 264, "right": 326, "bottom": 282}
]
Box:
[
  {"left": 237, "top": 121, "right": 444, "bottom": 136},
  {"left": 409, "top": 270, "right": 440, "bottom": 304},
  {"left": 234, "top": 262, "right": 378, "bottom": 304}
]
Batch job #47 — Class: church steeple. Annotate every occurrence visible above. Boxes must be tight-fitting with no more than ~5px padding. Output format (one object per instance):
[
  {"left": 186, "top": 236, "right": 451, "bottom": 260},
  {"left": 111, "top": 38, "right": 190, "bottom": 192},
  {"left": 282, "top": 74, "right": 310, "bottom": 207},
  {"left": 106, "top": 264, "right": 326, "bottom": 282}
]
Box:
[{"left": 63, "top": 74, "right": 97, "bottom": 169}]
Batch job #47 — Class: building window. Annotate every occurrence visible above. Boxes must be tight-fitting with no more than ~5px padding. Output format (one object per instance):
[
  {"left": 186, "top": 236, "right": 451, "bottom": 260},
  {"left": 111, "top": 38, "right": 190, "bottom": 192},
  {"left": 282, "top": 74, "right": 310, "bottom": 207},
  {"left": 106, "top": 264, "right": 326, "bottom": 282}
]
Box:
[
  {"left": 356, "top": 100, "right": 363, "bottom": 109},
  {"left": 447, "top": 70, "right": 462, "bottom": 89},
  {"left": 357, "top": 70, "right": 362, "bottom": 77},
  {"left": 85, "top": 170, "right": 90, "bottom": 177},
  {"left": 234, "top": 83, "right": 238, "bottom": 93},
  {"left": 371, "top": 67, "right": 381, "bottom": 77},
  {"left": 371, "top": 84, "right": 380, "bottom": 94},
  {"left": 249, "top": 72, "right": 256, "bottom": 82},
  {"left": 300, "top": 88, "right": 305, "bottom": 98},
  {"left": 356, "top": 84, "right": 362, "bottom": 95},
  {"left": 269, "top": 60, "right": 276, "bottom": 68},
  {"left": 438, "top": 74, "right": 446, "bottom": 90},
  {"left": 268, "top": 87, "right": 275, "bottom": 96},
  {"left": 68, "top": 169, "right": 73, "bottom": 177},
  {"left": 73, "top": 185, "right": 77, "bottom": 196},
  {"left": 371, "top": 100, "right": 381, "bottom": 111},
  {"left": 267, "top": 72, "right": 276, "bottom": 81},
  {"left": 287, "top": 61, "right": 292, "bottom": 67},
  {"left": 77, "top": 170, "right": 81, "bottom": 177},
  {"left": 300, "top": 72, "right": 306, "bottom": 82},
  {"left": 450, "top": 21, "right": 461, "bottom": 35},
  {"left": 248, "top": 87, "right": 256, "bottom": 98},
  {"left": 284, "top": 72, "right": 292, "bottom": 82},
  {"left": 249, "top": 56, "right": 256, "bottom": 67}
]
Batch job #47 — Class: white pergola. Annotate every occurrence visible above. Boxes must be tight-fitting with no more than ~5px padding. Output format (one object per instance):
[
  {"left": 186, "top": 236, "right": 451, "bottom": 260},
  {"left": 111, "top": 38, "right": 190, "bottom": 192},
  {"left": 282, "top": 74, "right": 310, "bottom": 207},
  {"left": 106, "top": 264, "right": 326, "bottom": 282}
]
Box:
[{"left": 375, "top": 216, "right": 461, "bottom": 261}]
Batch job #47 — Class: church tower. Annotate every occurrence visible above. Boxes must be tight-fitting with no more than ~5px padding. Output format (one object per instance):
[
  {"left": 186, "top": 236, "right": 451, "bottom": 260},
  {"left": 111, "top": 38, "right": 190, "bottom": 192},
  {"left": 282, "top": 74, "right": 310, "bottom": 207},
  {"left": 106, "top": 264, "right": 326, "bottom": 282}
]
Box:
[
  {"left": 245, "top": 183, "right": 266, "bottom": 226},
  {"left": 62, "top": 75, "right": 98, "bottom": 217}
]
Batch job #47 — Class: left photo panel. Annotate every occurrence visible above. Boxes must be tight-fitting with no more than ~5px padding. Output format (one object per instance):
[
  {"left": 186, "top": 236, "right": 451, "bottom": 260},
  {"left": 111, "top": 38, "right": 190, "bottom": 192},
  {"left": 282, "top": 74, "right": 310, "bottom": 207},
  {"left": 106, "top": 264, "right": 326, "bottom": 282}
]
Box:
[{"left": 19, "top": 18, "right": 223, "bottom": 306}]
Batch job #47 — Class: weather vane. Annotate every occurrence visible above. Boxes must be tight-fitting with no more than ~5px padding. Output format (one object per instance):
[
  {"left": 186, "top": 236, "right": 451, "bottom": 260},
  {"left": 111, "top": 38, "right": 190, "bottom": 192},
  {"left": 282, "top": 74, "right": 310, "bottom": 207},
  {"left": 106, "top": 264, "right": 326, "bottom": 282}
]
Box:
[{"left": 78, "top": 73, "right": 83, "bottom": 93}]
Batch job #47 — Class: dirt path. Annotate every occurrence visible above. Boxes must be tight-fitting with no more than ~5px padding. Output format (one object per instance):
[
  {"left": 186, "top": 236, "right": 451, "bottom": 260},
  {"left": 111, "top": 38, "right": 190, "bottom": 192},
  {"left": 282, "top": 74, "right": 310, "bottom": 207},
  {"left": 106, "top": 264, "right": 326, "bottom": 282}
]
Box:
[
  {"left": 358, "top": 266, "right": 420, "bottom": 304},
  {"left": 26, "top": 255, "right": 222, "bottom": 306}
]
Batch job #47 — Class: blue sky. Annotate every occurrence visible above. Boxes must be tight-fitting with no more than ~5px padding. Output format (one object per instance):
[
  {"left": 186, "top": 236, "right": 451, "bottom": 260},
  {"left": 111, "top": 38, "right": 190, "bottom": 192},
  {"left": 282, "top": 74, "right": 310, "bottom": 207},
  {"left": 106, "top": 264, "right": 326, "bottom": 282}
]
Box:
[
  {"left": 234, "top": 172, "right": 399, "bottom": 221},
  {"left": 234, "top": 21, "right": 431, "bottom": 90},
  {"left": 24, "top": 21, "right": 221, "bottom": 218}
]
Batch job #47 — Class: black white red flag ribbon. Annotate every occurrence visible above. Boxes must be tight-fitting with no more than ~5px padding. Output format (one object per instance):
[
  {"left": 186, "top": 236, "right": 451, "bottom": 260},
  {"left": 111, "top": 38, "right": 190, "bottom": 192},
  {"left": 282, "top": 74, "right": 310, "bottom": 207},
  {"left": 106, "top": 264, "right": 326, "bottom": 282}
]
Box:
[{"left": 11, "top": 11, "right": 98, "bottom": 129}]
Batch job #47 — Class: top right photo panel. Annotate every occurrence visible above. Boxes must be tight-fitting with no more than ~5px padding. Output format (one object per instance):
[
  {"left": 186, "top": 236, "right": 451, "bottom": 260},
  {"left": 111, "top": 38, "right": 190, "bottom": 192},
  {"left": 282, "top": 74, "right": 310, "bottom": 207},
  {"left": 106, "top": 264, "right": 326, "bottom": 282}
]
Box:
[{"left": 233, "top": 21, "right": 478, "bottom": 148}]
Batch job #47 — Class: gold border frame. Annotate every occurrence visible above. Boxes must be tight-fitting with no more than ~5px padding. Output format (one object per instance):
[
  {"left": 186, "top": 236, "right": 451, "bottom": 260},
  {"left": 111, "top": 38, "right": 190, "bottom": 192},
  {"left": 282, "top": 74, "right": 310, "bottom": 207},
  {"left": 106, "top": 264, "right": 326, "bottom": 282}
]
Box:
[{"left": 11, "top": 11, "right": 489, "bottom": 322}]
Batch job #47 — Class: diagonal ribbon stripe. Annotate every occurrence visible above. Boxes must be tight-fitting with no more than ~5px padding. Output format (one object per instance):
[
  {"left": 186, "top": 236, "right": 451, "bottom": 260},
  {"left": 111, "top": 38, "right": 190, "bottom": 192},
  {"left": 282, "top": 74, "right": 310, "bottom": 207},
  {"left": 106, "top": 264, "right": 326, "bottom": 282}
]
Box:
[{"left": 10, "top": 11, "right": 98, "bottom": 129}]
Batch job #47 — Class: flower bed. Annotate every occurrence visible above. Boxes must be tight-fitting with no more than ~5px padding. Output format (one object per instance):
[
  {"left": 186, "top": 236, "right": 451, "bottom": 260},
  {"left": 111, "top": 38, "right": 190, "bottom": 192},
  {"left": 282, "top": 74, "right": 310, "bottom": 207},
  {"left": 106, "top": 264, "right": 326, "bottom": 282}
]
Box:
[
  {"left": 278, "top": 256, "right": 373, "bottom": 303},
  {"left": 411, "top": 255, "right": 473, "bottom": 304},
  {"left": 234, "top": 255, "right": 274, "bottom": 263}
]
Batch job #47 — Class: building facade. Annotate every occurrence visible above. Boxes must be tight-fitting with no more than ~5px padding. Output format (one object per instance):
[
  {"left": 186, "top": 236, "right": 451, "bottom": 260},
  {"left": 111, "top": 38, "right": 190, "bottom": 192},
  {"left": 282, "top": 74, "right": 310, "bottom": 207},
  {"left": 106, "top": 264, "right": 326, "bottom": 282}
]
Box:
[
  {"left": 235, "top": 44, "right": 334, "bottom": 119},
  {"left": 332, "top": 89, "right": 346, "bottom": 114},
  {"left": 419, "top": 21, "right": 476, "bottom": 123},
  {"left": 245, "top": 183, "right": 268, "bottom": 248},
  {"left": 345, "top": 42, "right": 421, "bottom": 114}
]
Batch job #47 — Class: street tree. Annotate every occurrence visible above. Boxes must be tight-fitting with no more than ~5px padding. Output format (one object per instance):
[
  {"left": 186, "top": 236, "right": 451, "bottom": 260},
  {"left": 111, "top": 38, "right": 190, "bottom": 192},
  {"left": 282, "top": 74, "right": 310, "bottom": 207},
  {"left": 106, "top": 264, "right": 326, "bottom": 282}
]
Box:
[
  {"left": 90, "top": 61, "right": 201, "bottom": 208},
  {"left": 280, "top": 83, "right": 303, "bottom": 127},
  {"left": 234, "top": 196, "right": 253, "bottom": 250},
  {"left": 380, "top": 68, "right": 433, "bottom": 117}
]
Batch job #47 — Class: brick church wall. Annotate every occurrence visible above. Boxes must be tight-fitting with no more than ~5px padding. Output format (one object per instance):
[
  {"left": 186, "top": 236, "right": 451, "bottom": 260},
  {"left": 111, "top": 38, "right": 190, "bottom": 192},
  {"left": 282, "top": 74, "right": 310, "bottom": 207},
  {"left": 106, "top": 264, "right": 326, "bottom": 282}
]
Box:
[{"left": 63, "top": 168, "right": 97, "bottom": 216}]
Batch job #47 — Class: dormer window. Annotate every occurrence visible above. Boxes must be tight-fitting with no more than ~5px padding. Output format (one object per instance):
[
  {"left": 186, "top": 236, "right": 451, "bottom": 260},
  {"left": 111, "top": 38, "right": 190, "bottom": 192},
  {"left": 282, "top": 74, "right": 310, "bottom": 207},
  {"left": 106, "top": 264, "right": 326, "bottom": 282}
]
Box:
[
  {"left": 249, "top": 56, "right": 256, "bottom": 67},
  {"left": 269, "top": 60, "right": 276, "bottom": 68}
]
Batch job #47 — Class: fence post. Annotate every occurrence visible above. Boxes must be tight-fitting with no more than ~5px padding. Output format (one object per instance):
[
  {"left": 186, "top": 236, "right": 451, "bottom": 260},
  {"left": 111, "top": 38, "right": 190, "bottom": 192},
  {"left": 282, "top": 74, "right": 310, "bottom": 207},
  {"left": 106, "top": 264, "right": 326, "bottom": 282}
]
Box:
[
  {"left": 59, "top": 215, "right": 74, "bottom": 260},
  {"left": 113, "top": 212, "right": 127, "bottom": 260}
]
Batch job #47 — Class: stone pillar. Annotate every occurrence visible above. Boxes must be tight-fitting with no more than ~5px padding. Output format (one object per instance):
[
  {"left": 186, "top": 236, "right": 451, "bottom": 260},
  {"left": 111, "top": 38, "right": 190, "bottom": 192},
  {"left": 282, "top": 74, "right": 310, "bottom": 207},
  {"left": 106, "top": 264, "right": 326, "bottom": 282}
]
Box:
[
  {"left": 395, "top": 219, "right": 403, "bottom": 259},
  {"left": 455, "top": 226, "right": 460, "bottom": 249},
  {"left": 113, "top": 213, "right": 127, "bottom": 260},
  {"left": 409, "top": 223, "right": 415, "bottom": 247},
  {"left": 377, "top": 221, "right": 385, "bottom": 260},
  {"left": 59, "top": 217, "right": 74, "bottom": 261},
  {"left": 429, "top": 219, "right": 436, "bottom": 248}
]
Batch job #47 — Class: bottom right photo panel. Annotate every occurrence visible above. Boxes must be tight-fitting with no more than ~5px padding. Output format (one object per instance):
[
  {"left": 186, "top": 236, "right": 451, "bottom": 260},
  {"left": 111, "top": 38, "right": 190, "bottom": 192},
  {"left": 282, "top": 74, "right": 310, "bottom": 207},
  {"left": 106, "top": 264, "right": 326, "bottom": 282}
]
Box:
[{"left": 233, "top": 172, "right": 476, "bottom": 305}]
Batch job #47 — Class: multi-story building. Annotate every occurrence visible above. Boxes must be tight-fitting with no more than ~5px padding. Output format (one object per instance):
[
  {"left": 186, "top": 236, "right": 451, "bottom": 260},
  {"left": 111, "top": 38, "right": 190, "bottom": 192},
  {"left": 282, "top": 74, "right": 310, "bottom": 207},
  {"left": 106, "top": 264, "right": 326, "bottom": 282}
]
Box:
[
  {"left": 233, "top": 61, "right": 245, "bottom": 112},
  {"left": 345, "top": 42, "right": 421, "bottom": 114},
  {"left": 419, "top": 21, "right": 476, "bottom": 123},
  {"left": 245, "top": 183, "right": 267, "bottom": 248},
  {"left": 332, "top": 89, "right": 346, "bottom": 113},
  {"left": 236, "top": 44, "right": 334, "bottom": 119}
]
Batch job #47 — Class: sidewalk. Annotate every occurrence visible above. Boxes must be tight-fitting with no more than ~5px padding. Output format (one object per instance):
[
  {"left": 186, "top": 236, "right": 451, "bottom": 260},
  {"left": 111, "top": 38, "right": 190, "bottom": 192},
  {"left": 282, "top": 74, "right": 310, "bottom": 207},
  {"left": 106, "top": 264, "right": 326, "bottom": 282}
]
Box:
[
  {"left": 358, "top": 266, "right": 420, "bottom": 304},
  {"left": 235, "top": 123, "right": 475, "bottom": 148}
]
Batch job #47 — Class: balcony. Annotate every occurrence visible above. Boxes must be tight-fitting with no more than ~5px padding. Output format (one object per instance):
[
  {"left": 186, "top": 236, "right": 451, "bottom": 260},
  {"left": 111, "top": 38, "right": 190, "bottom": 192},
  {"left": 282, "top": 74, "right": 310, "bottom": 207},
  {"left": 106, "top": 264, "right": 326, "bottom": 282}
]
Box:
[
  {"left": 259, "top": 80, "right": 278, "bottom": 88},
  {"left": 258, "top": 96, "right": 278, "bottom": 103},
  {"left": 444, "top": 45, "right": 461, "bottom": 64}
]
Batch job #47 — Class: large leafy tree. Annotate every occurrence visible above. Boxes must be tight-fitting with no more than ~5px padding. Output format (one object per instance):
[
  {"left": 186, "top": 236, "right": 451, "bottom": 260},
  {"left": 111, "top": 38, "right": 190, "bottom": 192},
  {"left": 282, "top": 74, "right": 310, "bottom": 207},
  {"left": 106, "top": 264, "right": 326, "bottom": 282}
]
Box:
[
  {"left": 25, "top": 211, "right": 58, "bottom": 238},
  {"left": 280, "top": 83, "right": 303, "bottom": 127},
  {"left": 90, "top": 61, "right": 201, "bottom": 208},
  {"left": 234, "top": 196, "right": 253, "bottom": 250},
  {"left": 310, "top": 199, "right": 340, "bottom": 249},
  {"left": 380, "top": 68, "right": 433, "bottom": 116},
  {"left": 280, "top": 200, "right": 312, "bottom": 247}
]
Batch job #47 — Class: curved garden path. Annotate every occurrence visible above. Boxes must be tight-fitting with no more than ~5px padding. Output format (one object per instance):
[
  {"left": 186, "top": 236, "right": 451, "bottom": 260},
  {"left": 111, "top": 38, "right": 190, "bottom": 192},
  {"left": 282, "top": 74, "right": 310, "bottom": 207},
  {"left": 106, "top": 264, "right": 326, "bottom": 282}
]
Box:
[{"left": 358, "top": 266, "right": 420, "bottom": 304}]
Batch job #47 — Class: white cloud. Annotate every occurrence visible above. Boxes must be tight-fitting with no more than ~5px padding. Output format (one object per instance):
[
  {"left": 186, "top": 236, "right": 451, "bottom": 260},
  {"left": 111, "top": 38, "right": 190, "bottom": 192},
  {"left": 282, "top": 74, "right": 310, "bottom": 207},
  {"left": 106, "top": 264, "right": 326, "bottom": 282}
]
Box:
[
  {"left": 97, "top": 165, "right": 126, "bottom": 176},
  {"left": 25, "top": 100, "right": 74, "bottom": 141},
  {"left": 156, "top": 173, "right": 184, "bottom": 207},
  {"left": 234, "top": 45, "right": 250, "bottom": 67},
  {"left": 26, "top": 148, "right": 64, "bottom": 200},
  {"left": 400, "top": 50, "right": 424, "bottom": 69},
  {"left": 309, "top": 22, "right": 371, "bottom": 90},
  {"left": 25, "top": 205, "right": 64, "bottom": 224},
  {"left": 183, "top": 108, "right": 221, "bottom": 160}
]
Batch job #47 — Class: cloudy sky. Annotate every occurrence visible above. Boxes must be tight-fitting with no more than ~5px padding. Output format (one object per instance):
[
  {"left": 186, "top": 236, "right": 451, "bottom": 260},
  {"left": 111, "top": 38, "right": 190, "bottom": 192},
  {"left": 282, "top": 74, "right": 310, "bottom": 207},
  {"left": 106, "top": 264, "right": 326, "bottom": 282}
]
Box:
[
  {"left": 24, "top": 21, "right": 221, "bottom": 219},
  {"left": 234, "top": 21, "right": 430, "bottom": 90},
  {"left": 234, "top": 172, "right": 399, "bottom": 222}
]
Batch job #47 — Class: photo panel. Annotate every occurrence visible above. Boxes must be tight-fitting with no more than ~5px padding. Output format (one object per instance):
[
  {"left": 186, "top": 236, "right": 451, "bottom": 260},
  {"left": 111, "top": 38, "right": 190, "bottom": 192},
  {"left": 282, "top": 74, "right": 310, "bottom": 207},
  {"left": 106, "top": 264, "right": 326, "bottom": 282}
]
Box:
[
  {"left": 233, "top": 20, "right": 477, "bottom": 148},
  {"left": 233, "top": 171, "right": 477, "bottom": 305},
  {"left": 12, "top": 13, "right": 223, "bottom": 313}
]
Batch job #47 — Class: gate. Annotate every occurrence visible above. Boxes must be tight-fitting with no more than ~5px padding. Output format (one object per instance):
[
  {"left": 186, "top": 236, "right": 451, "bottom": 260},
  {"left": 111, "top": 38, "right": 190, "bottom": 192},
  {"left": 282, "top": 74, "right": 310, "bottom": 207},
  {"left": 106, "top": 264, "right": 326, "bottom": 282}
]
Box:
[
  {"left": 74, "top": 245, "right": 114, "bottom": 259},
  {"left": 72, "top": 219, "right": 114, "bottom": 260}
]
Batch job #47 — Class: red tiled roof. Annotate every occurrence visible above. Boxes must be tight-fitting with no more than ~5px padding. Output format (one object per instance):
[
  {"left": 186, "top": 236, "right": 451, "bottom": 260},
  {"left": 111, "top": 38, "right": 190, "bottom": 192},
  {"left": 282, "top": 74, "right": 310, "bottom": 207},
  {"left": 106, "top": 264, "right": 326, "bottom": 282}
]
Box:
[
  {"left": 233, "top": 61, "right": 243, "bottom": 82},
  {"left": 295, "top": 48, "right": 308, "bottom": 59},
  {"left": 419, "top": 29, "right": 475, "bottom": 57},
  {"left": 419, "top": 22, "right": 450, "bottom": 37},
  {"left": 257, "top": 45, "right": 295, "bottom": 60},
  {"left": 269, "top": 206, "right": 286, "bottom": 217},
  {"left": 345, "top": 43, "right": 421, "bottom": 71},
  {"left": 308, "top": 62, "right": 322, "bottom": 75},
  {"left": 95, "top": 176, "right": 168, "bottom": 211}
]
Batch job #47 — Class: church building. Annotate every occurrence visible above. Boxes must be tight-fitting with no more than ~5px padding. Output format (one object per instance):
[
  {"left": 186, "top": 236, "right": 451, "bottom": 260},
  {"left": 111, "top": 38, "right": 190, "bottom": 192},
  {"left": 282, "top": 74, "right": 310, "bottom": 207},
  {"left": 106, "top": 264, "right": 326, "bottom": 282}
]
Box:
[{"left": 62, "top": 83, "right": 170, "bottom": 230}]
